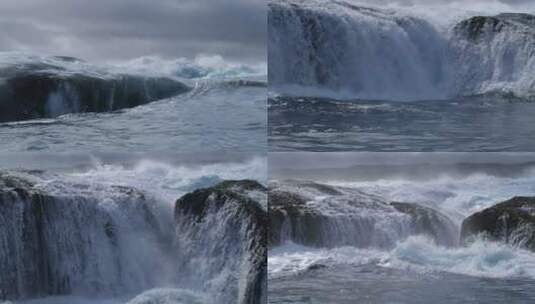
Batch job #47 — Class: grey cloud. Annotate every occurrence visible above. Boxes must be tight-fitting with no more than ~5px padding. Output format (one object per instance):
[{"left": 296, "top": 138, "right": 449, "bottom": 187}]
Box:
[{"left": 0, "top": 0, "right": 266, "bottom": 62}]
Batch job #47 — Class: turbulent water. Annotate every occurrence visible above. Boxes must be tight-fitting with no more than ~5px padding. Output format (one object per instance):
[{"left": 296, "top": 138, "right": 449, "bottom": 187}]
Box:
[
  {"left": 0, "top": 155, "right": 267, "bottom": 304},
  {"left": 0, "top": 53, "right": 266, "bottom": 154},
  {"left": 0, "top": 51, "right": 267, "bottom": 304},
  {"left": 268, "top": 0, "right": 535, "bottom": 151},
  {"left": 268, "top": 163, "right": 535, "bottom": 303}
]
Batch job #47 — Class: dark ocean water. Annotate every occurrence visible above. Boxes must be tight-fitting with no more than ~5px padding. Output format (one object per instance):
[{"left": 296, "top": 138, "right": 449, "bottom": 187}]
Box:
[
  {"left": 269, "top": 262, "right": 535, "bottom": 304},
  {"left": 269, "top": 96, "right": 535, "bottom": 152}
]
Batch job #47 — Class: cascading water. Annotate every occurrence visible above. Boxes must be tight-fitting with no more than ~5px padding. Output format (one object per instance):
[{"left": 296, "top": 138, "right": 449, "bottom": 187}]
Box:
[
  {"left": 0, "top": 156, "right": 267, "bottom": 304},
  {"left": 268, "top": 0, "right": 535, "bottom": 152},
  {"left": 0, "top": 172, "right": 174, "bottom": 301},
  {"left": 269, "top": 0, "right": 453, "bottom": 101},
  {"left": 174, "top": 180, "right": 267, "bottom": 304},
  {"left": 268, "top": 163, "right": 535, "bottom": 303},
  {"left": 269, "top": 0, "right": 535, "bottom": 101}
]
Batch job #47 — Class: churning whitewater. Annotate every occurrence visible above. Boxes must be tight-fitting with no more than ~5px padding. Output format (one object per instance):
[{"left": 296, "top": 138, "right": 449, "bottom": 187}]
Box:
[
  {"left": 0, "top": 156, "right": 267, "bottom": 304},
  {"left": 268, "top": 160, "right": 535, "bottom": 303},
  {"left": 268, "top": 0, "right": 535, "bottom": 152},
  {"left": 269, "top": 0, "right": 535, "bottom": 100}
]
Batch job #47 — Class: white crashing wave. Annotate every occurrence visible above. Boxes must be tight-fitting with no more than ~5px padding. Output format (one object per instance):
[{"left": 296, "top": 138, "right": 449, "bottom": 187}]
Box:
[
  {"left": 0, "top": 52, "right": 266, "bottom": 81},
  {"left": 269, "top": 167, "right": 535, "bottom": 281},
  {"left": 269, "top": 236, "right": 535, "bottom": 280},
  {"left": 126, "top": 288, "right": 207, "bottom": 304},
  {"left": 269, "top": 0, "right": 535, "bottom": 101},
  {"left": 385, "top": 235, "right": 535, "bottom": 279},
  {"left": 117, "top": 55, "right": 267, "bottom": 81},
  {"left": 0, "top": 157, "right": 267, "bottom": 303}
]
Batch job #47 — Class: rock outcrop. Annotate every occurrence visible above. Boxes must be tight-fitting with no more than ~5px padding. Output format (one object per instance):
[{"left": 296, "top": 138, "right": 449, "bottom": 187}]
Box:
[
  {"left": 461, "top": 196, "right": 535, "bottom": 251},
  {"left": 174, "top": 180, "right": 267, "bottom": 304},
  {"left": 268, "top": 180, "right": 458, "bottom": 249},
  {"left": 0, "top": 56, "right": 190, "bottom": 122},
  {"left": 450, "top": 13, "right": 535, "bottom": 99}
]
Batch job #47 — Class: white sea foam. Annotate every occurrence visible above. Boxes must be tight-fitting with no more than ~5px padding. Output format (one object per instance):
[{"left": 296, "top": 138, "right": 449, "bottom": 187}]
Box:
[
  {"left": 116, "top": 55, "right": 266, "bottom": 81},
  {"left": 270, "top": 236, "right": 535, "bottom": 280},
  {"left": 0, "top": 52, "right": 266, "bottom": 82},
  {"left": 29, "top": 156, "right": 267, "bottom": 204}
]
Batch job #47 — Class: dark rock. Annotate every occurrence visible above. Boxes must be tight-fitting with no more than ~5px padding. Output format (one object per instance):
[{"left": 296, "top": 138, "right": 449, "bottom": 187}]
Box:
[
  {"left": 174, "top": 180, "right": 267, "bottom": 304},
  {"left": 461, "top": 196, "right": 535, "bottom": 251},
  {"left": 455, "top": 16, "right": 504, "bottom": 41},
  {"left": 454, "top": 13, "right": 535, "bottom": 41},
  {"left": 0, "top": 60, "right": 190, "bottom": 122},
  {"left": 306, "top": 263, "right": 327, "bottom": 272}
]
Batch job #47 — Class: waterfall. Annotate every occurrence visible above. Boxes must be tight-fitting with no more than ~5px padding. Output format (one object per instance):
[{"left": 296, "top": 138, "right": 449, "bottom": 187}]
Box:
[
  {"left": 269, "top": 181, "right": 458, "bottom": 249},
  {"left": 174, "top": 180, "right": 267, "bottom": 304},
  {"left": 269, "top": 0, "right": 535, "bottom": 101},
  {"left": 0, "top": 172, "right": 173, "bottom": 300}
]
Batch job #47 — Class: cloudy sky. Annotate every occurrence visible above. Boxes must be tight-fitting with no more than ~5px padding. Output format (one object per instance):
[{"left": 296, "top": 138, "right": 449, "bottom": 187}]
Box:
[
  {"left": 1, "top": 0, "right": 533, "bottom": 63},
  {"left": 359, "top": 0, "right": 535, "bottom": 6},
  {"left": 0, "top": 0, "right": 266, "bottom": 63}
]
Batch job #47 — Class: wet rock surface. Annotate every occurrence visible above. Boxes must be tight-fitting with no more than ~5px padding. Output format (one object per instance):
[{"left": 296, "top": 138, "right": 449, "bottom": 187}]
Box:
[
  {"left": 461, "top": 196, "right": 535, "bottom": 251},
  {"left": 174, "top": 180, "right": 267, "bottom": 304}
]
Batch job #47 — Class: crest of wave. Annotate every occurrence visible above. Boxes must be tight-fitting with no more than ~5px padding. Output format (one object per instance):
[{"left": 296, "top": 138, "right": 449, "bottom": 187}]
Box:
[{"left": 116, "top": 55, "right": 267, "bottom": 80}]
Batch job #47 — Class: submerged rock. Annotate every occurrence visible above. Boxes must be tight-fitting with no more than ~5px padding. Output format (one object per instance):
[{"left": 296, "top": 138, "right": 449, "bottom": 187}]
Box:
[
  {"left": 269, "top": 188, "right": 321, "bottom": 247},
  {"left": 269, "top": 180, "right": 458, "bottom": 249},
  {"left": 174, "top": 180, "right": 267, "bottom": 304},
  {"left": 0, "top": 56, "right": 190, "bottom": 122},
  {"left": 390, "top": 202, "right": 458, "bottom": 247},
  {"left": 461, "top": 196, "right": 535, "bottom": 251}
]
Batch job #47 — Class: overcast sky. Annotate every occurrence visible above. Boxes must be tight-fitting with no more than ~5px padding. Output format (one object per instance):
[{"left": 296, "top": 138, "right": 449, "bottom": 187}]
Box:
[
  {"left": 0, "top": 0, "right": 266, "bottom": 63},
  {"left": 1, "top": 0, "right": 533, "bottom": 63},
  {"left": 358, "top": 0, "right": 535, "bottom": 6}
]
